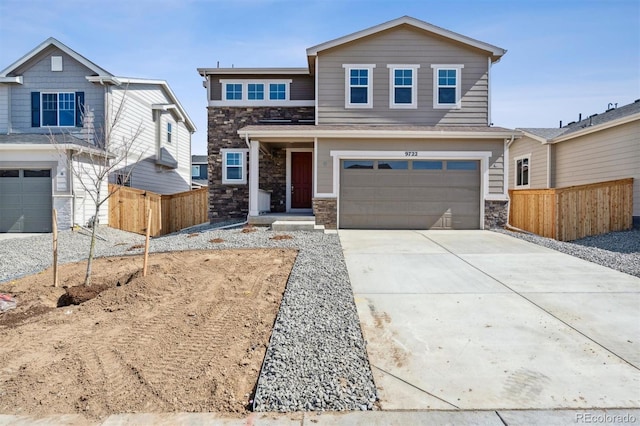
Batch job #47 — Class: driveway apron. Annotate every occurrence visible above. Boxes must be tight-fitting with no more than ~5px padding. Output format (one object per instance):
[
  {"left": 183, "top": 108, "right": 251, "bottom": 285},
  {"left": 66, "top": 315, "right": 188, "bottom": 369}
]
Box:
[{"left": 340, "top": 230, "right": 640, "bottom": 410}]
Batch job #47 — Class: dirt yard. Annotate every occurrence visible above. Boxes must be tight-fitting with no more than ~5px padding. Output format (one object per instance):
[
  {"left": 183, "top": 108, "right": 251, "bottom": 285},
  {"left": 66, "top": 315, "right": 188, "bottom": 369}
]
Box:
[{"left": 0, "top": 248, "right": 297, "bottom": 420}]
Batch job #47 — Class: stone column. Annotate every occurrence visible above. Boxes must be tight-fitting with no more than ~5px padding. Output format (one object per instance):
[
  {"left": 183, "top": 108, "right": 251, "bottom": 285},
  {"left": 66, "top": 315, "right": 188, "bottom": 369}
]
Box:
[{"left": 249, "top": 140, "right": 260, "bottom": 217}]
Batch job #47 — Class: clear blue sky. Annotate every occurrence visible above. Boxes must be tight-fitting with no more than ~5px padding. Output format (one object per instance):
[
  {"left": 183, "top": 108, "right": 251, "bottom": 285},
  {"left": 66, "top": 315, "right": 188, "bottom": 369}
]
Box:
[{"left": 1, "top": 0, "right": 638, "bottom": 155}]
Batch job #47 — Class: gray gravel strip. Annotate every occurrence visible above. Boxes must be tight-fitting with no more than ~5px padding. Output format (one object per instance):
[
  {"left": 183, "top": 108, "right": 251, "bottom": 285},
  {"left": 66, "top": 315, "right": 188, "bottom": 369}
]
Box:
[
  {"left": 0, "top": 225, "right": 377, "bottom": 412},
  {"left": 494, "top": 228, "right": 640, "bottom": 278}
]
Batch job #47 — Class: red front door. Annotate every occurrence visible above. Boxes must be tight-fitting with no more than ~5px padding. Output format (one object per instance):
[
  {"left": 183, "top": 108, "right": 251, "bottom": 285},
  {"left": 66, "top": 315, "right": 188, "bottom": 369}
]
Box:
[{"left": 291, "top": 152, "right": 312, "bottom": 209}]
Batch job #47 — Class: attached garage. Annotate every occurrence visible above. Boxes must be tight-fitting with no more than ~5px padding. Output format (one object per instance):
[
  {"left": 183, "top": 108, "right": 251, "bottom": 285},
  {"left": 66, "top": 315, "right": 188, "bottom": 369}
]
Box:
[
  {"left": 0, "top": 169, "right": 52, "bottom": 232},
  {"left": 340, "top": 159, "right": 480, "bottom": 229}
]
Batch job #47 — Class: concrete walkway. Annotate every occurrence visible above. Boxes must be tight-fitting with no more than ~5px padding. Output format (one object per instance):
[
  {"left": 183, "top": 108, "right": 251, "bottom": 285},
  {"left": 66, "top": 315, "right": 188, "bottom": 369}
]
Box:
[
  {"left": 341, "top": 230, "right": 640, "bottom": 412},
  {"left": 2, "top": 409, "right": 640, "bottom": 425}
]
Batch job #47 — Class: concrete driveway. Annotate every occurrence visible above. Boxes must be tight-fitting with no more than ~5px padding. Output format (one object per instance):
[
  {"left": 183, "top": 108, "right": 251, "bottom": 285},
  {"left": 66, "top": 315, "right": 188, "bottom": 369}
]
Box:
[{"left": 340, "top": 230, "right": 640, "bottom": 410}]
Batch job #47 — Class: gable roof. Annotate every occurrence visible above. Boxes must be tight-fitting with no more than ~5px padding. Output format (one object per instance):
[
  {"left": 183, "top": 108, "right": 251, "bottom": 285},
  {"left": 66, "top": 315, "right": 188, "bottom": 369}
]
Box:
[
  {"left": 306, "top": 15, "right": 507, "bottom": 72},
  {"left": 119, "top": 78, "right": 197, "bottom": 133},
  {"left": 0, "top": 38, "right": 195, "bottom": 133},
  {"left": 0, "top": 37, "right": 112, "bottom": 78},
  {"left": 519, "top": 99, "right": 640, "bottom": 144},
  {"left": 192, "top": 155, "right": 207, "bottom": 163}
]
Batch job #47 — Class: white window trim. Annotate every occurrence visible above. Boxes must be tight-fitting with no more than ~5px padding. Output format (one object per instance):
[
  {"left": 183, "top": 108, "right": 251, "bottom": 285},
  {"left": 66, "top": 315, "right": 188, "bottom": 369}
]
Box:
[
  {"left": 514, "top": 154, "right": 531, "bottom": 188},
  {"left": 220, "top": 79, "right": 293, "bottom": 104},
  {"left": 387, "top": 64, "right": 419, "bottom": 109},
  {"left": 329, "top": 149, "right": 493, "bottom": 230},
  {"left": 191, "top": 165, "right": 200, "bottom": 177},
  {"left": 221, "top": 148, "right": 248, "bottom": 185},
  {"left": 343, "top": 64, "right": 375, "bottom": 109},
  {"left": 167, "top": 122, "right": 172, "bottom": 144},
  {"left": 431, "top": 64, "right": 464, "bottom": 109},
  {"left": 41, "top": 91, "right": 76, "bottom": 128}
]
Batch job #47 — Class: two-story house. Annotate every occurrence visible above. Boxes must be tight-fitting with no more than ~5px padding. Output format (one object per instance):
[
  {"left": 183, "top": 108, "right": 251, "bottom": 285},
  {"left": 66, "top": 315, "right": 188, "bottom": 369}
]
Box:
[
  {"left": 199, "top": 16, "right": 519, "bottom": 230},
  {"left": 0, "top": 37, "right": 196, "bottom": 233}
]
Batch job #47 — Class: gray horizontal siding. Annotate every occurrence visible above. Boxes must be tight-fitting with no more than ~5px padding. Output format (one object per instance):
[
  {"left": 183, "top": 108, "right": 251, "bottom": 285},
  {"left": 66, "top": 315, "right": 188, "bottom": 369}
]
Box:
[
  {"left": 315, "top": 138, "right": 504, "bottom": 195},
  {"left": 317, "top": 25, "right": 490, "bottom": 126},
  {"left": 209, "top": 74, "right": 314, "bottom": 101},
  {"left": 8, "top": 46, "right": 105, "bottom": 134},
  {"left": 508, "top": 136, "right": 549, "bottom": 189},
  {"left": 553, "top": 121, "right": 640, "bottom": 215},
  {"left": 0, "top": 85, "right": 8, "bottom": 133}
]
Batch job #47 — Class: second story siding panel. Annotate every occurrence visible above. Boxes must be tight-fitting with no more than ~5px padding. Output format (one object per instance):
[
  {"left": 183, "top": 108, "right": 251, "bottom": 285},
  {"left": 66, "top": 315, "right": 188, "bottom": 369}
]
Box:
[
  {"left": 209, "top": 74, "right": 314, "bottom": 102},
  {"left": 0, "top": 85, "right": 8, "bottom": 133},
  {"left": 317, "top": 26, "right": 490, "bottom": 126},
  {"left": 8, "top": 46, "right": 105, "bottom": 134},
  {"left": 110, "top": 84, "right": 191, "bottom": 194}
]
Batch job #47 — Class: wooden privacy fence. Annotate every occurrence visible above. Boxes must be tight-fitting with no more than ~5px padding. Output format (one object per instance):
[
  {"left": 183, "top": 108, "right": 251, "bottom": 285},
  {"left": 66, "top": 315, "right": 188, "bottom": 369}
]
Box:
[
  {"left": 108, "top": 185, "right": 208, "bottom": 236},
  {"left": 508, "top": 178, "right": 633, "bottom": 241}
]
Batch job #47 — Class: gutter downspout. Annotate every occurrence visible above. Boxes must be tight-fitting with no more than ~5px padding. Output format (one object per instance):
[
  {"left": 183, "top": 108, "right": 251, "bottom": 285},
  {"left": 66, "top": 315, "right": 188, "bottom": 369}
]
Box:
[{"left": 505, "top": 134, "right": 516, "bottom": 228}]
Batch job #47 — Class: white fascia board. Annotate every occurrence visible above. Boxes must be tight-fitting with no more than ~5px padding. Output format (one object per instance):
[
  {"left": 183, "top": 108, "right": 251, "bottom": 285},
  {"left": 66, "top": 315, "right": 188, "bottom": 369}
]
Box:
[
  {"left": 518, "top": 130, "right": 549, "bottom": 144},
  {"left": 549, "top": 113, "right": 640, "bottom": 144},
  {"left": 1, "top": 37, "right": 112, "bottom": 77},
  {"left": 0, "top": 143, "right": 111, "bottom": 157},
  {"left": 86, "top": 76, "right": 122, "bottom": 85},
  {"left": 0, "top": 76, "right": 23, "bottom": 84},
  {"left": 209, "top": 100, "right": 314, "bottom": 108},
  {"left": 197, "top": 67, "right": 310, "bottom": 76},
  {"left": 117, "top": 77, "right": 196, "bottom": 133},
  {"left": 306, "top": 16, "right": 506, "bottom": 60},
  {"left": 238, "top": 128, "right": 519, "bottom": 140}
]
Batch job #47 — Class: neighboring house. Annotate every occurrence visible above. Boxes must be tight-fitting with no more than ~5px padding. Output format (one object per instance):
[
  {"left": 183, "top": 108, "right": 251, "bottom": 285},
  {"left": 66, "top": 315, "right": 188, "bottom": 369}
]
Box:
[
  {"left": 511, "top": 100, "right": 640, "bottom": 228},
  {"left": 191, "top": 154, "right": 208, "bottom": 188},
  {"left": 0, "top": 38, "right": 195, "bottom": 233},
  {"left": 198, "top": 16, "right": 519, "bottom": 230}
]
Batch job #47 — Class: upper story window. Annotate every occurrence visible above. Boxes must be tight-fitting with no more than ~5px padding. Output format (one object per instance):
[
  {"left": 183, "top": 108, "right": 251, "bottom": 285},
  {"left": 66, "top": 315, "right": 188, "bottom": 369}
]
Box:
[
  {"left": 221, "top": 80, "right": 292, "bottom": 103},
  {"left": 191, "top": 165, "right": 201, "bottom": 178},
  {"left": 225, "top": 83, "right": 243, "bottom": 100},
  {"left": 388, "top": 65, "right": 419, "bottom": 109},
  {"left": 515, "top": 155, "right": 530, "bottom": 187},
  {"left": 167, "top": 122, "right": 172, "bottom": 143},
  {"left": 431, "top": 64, "right": 464, "bottom": 109},
  {"left": 269, "top": 83, "right": 286, "bottom": 100},
  {"left": 42, "top": 92, "right": 75, "bottom": 127},
  {"left": 343, "top": 64, "right": 375, "bottom": 108},
  {"left": 248, "top": 83, "right": 264, "bottom": 100}
]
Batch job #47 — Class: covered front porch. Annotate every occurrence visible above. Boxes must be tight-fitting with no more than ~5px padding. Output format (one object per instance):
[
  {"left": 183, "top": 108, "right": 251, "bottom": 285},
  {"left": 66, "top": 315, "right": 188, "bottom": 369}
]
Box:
[{"left": 246, "top": 136, "right": 315, "bottom": 221}]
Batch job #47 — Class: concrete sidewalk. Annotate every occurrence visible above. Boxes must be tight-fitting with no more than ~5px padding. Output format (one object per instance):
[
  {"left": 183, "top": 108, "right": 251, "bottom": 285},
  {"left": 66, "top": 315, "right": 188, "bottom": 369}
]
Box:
[
  {"left": 2, "top": 409, "right": 639, "bottom": 425},
  {"left": 341, "top": 230, "right": 640, "bottom": 412}
]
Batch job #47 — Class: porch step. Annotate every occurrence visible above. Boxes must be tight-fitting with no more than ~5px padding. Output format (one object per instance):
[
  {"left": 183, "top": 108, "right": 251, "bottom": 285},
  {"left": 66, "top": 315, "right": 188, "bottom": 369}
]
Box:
[{"left": 271, "top": 220, "right": 324, "bottom": 232}]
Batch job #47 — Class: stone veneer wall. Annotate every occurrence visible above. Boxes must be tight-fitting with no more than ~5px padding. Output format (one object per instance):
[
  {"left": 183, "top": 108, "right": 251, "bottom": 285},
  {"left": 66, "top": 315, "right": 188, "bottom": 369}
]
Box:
[
  {"left": 313, "top": 198, "right": 337, "bottom": 230},
  {"left": 207, "top": 106, "right": 314, "bottom": 222},
  {"left": 484, "top": 200, "right": 508, "bottom": 229}
]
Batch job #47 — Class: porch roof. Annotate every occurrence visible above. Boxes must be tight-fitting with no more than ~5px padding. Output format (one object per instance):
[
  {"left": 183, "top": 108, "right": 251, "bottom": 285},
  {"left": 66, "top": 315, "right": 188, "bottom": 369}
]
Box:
[{"left": 238, "top": 124, "right": 520, "bottom": 141}]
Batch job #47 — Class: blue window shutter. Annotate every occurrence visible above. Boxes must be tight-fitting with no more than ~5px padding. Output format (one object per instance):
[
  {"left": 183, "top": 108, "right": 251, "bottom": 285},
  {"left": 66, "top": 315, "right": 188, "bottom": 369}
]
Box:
[
  {"left": 31, "top": 92, "right": 40, "bottom": 127},
  {"left": 75, "top": 92, "right": 85, "bottom": 127}
]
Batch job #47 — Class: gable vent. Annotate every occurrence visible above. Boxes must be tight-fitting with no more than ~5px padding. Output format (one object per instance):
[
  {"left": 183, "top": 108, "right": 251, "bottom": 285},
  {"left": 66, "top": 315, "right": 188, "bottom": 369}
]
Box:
[{"left": 51, "top": 56, "right": 63, "bottom": 71}]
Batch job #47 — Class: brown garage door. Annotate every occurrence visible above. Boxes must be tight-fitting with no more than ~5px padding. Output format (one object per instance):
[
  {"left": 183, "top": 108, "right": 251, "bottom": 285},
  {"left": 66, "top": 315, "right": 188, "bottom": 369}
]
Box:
[{"left": 339, "top": 159, "right": 480, "bottom": 229}]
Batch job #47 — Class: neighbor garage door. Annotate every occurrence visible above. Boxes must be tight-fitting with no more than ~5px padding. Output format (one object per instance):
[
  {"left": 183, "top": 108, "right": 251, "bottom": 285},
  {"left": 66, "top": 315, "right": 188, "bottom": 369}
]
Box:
[
  {"left": 340, "top": 159, "right": 480, "bottom": 229},
  {"left": 0, "top": 169, "right": 52, "bottom": 232}
]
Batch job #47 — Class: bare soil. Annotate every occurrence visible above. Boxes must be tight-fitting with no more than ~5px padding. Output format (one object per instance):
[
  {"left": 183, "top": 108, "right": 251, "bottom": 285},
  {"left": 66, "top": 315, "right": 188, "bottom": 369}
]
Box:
[{"left": 0, "top": 248, "right": 297, "bottom": 420}]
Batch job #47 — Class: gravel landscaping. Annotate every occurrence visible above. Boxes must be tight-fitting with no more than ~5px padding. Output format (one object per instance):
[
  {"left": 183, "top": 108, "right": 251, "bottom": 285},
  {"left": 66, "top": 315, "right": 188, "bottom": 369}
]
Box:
[
  {"left": 494, "top": 228, "right": 640, "bottom": 278},
  {"left": 0, "top": 224, "right": 378, "bottom": 412}
]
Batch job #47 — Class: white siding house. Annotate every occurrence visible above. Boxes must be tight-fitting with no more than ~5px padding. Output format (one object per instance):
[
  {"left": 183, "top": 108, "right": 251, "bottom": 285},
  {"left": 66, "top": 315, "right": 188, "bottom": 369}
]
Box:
[{"left": 0, "top": 38, "right": 195, "bottom": 233}]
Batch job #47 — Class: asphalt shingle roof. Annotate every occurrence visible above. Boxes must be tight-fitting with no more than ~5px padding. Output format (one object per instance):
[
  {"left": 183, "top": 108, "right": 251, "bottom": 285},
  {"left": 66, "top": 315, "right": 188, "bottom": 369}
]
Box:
[{"left": 519, "top": 99, "right": 640, "bottom": 141}]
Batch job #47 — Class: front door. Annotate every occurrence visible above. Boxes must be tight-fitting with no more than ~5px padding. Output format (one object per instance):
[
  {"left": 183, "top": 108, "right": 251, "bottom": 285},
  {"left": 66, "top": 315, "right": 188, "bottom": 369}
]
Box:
[{"left": 291, "top": 152, "right": 312, "bottom": 209}]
